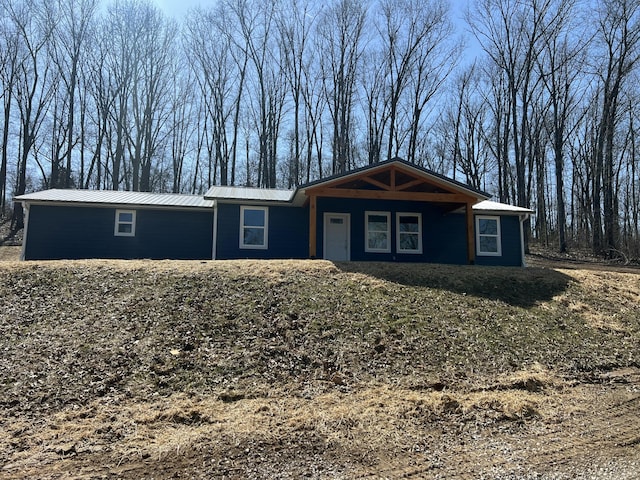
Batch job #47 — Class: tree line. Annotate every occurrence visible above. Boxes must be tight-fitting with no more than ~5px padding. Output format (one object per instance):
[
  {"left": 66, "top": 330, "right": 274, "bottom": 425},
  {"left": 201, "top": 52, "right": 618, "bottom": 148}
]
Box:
[{"left": 1, "top": 0, "right": 639, "bottom": 258}]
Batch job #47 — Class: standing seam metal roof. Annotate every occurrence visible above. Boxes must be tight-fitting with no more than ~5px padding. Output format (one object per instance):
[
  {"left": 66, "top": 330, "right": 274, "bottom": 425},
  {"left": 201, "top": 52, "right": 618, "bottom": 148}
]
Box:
[
  {"left": 15, "top": 189, "right": 214, "bottom": 208},
  {"left": 204, "top": 186, "right": 294, "bottom": 202}
]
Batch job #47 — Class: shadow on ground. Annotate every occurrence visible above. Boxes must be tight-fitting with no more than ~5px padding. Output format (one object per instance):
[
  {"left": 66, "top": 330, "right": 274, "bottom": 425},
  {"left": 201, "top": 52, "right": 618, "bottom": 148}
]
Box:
[
  {"left": 335, "top": 262, "right": 573, "bottom": 308},
  {"left": 527, "top": 252, "right": 640, "bottom": 274}
]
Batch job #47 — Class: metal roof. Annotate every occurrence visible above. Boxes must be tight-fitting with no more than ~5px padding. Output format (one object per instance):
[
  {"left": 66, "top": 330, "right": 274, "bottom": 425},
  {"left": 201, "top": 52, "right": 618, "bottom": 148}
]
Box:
[
  {"left": 472, "top": 200, "right": 534, "bottom": 214},
  {"left": 206, "top": 160, "right": 492, "bottom": 206},
  {"left": 15, "top": 189, "right": 214, "bottom": 209},
  {"left": 204, "top": 185, "right": 294, "bottom": 203}
]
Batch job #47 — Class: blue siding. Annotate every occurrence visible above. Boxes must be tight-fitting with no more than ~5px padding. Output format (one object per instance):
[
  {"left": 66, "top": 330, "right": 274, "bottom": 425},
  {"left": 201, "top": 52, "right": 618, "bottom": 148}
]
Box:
[
  {"left": 315, "top": 198, "right": 524, "bottom": 266},
  {"left": 475, "top": 215, "right": 523, "bottom": 267},
  {"left": 24, "top": 204, "right": 213, "bottom": 260},
  {"left": 24, "top": 199, "right": 525, "bottom": 266},
  {"left": 316, "top": 197, "right": 469, "bottom": 264},
  {"left": 215, "top": 203, "right": 309, "bottom": 259}
]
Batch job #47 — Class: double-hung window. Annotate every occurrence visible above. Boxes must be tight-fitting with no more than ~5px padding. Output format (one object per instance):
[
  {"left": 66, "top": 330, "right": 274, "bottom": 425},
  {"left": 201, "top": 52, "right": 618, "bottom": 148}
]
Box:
[
  {"left": 476, "top": 216, "right": 501, "bottom": 256},
  {"left": 365, "top": 211, "right": 391, "bottom": 253},
  {"left": 114, "top": 209, "right": 136, "bottom": 237},
  {"left": 397, "top": 213, "right": 422, "bottom": 254},
  {"left": 240, "top": 206, "right": 268, "bottom": 249}
]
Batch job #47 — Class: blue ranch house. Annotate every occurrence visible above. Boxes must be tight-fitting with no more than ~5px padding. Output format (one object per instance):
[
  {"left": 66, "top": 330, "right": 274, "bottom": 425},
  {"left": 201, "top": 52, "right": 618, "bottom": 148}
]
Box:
[{"left": 15, "top": 159, "right": 533, "bottom": 266}]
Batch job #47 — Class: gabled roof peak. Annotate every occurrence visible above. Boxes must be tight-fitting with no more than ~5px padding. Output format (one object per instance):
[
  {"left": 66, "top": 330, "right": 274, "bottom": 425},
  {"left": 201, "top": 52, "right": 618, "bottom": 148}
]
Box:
[{"left": 296, "top": 158, "right": 489, "bottom": 201}]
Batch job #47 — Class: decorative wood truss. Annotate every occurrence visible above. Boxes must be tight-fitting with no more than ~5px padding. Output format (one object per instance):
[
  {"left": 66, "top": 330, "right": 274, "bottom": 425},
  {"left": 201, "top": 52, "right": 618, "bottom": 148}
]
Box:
[{"left": 305, "top": 163, "right": 483, "bottom": 264}]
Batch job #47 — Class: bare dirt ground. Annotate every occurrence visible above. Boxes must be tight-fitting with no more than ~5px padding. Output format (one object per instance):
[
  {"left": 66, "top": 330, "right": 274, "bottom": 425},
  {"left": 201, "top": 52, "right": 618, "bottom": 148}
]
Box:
[
  {"left": 2, "top": 378, "right": 640, "bottom": 479},
  {"left": 0, "top": 249, "right": 639, "bottom": 479},
  {"left": 0, "top": 246, "right": 20, "bottom": 261}
]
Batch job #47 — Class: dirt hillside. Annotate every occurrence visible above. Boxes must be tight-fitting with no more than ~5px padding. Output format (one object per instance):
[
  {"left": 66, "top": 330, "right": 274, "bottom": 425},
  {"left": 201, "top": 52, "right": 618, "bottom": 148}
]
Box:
[{"left": 0, "top": 256, "right": 639, "bottom": 478}]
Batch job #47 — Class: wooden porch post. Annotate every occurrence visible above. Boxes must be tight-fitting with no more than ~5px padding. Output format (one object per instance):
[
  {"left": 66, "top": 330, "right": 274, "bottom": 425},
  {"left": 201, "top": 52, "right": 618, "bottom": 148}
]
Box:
[
  {"left": 466, "top": 202, "right": 475, "bottom": 264},
  {"left": 309, "top": 194, "right": 317, "bottom": 258}
]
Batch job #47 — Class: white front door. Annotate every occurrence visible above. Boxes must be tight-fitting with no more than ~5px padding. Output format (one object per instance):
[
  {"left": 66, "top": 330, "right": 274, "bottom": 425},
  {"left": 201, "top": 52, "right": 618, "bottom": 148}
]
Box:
[{"left": 323, "top": 213, "right": 350, "bottom": 261}]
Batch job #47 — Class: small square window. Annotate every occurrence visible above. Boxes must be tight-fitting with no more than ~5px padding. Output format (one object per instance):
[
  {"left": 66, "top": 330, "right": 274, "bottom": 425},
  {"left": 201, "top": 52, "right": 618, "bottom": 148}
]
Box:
[
  {"left": 115, "top": 209, "right": 136, "bottom": 237},
  {"left": 240, "top": 206, "right": 268, "bottom": 249},
  {"left": 476, "top": 216, "right": 502, "bottom": 256},
  {"left": 397, "top": 213, "right": 422, "bottom": 254}
]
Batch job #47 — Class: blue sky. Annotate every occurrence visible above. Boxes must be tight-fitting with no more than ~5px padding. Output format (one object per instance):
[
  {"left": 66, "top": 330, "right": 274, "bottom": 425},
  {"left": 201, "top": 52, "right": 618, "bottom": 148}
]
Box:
[
  {"left": 152, "top": 0, "right": 472, "bottom": 24},
  {"left": 149, "top": 0, "right": 481, "bottom": 61},
  {"left": 152, "top": 0, "right": 205, "bottom": 18}
]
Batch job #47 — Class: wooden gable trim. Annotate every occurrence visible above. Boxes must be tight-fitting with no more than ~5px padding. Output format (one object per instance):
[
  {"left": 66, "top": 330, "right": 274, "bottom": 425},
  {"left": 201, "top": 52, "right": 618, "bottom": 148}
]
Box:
[
  {"left": 309, "top": 187, "right": 475, "bottom": 204},
  {"left": 362, "top": 176, "right": 392, "bottom": 191},
  {"left": 304, "top": 162, "right": 482, "bottom": 200},
  {"left": 396, "top": 178, "right": 426, "bottom": 191}
]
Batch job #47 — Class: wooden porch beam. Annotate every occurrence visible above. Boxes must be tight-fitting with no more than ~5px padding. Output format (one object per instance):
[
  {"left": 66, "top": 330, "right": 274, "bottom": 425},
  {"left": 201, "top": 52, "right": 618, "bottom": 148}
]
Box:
[
  {"left": 310, "top": 188, "right": 474, "bottom": 204},
  {"left": 309, "top": 194, "right": 317, "bottom": 258},
  {"left": 361, "top": 176, "right": 392, "bottom": 191},
  {"left": 396, "top": 178, "right": 425, "bottom": 191},
  {"left": 466, "top": 202, "right": 475, "bottom": 264}
]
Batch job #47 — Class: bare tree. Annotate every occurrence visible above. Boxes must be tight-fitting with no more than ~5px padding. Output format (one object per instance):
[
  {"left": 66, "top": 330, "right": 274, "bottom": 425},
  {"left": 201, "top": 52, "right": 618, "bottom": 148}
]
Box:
[
  {"left": 277, "top": 0, "right": 318, "bottom": 186},
  {"left": 317, "top": 0, "right": 366, "bottom": 174},
  {"left": 127, "top": 5, "right": 175, "bottom": 192},
  {"left": 448, "top": 63, "right": 491, "bottom": 190},
  {"left": 361, "top": 48, "right": 388, "bottom": 165},
  {"left": 0, "top": 8, "right": 20, "bottom": 215},
  {"left": 536, "top": 0, "right": 585, "bottom": 252},
  {"left": 591, "top": 0, "right": 640, "bottom": 256},
  {"left": 228, "top": 0, "right": 286, "bottom": 188},
  {"left": 101, "top": 1, "right": 139, "bottom": 190},
  {"left": 481, "top": 62, "right": 514, "bottom": 203},
  {"left": 82, "top": 24, "right": 113, "bottom": 189},
  {"left": 48, "top": 0, "right": 98, "bottom": 189},
  {"left": 376, "top": 0, "right": 455, "bottom": 163},
  {"left": 168, "top": 66, "right": 196, "bottom": 194},
  {"left": 186, "top": 2, "right": 255, "bottom": 187},
  {"left": 620, "top": 91, "right": 640, "bottom": 256},
  {"left": 4, "top": 0, "right": 56, "bottom": 231},
  {"left": 469, "top": 0, "right": 568, "bottom": 252},
  {"left": 300, "top": 55, "right": 327, "bottom": 180}
]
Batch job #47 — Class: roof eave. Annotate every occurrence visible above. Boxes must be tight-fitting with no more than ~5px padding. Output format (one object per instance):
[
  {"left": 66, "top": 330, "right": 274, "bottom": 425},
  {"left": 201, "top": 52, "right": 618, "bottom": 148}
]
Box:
[
  {"left": 15, "top": 197, "right": 215, "bottom": 211},
  {"left": 213, "top": 198, "right": 296, "bottom": 207},
  {"left": 474, "top": 209, "right": 535, "bottom": 216}
]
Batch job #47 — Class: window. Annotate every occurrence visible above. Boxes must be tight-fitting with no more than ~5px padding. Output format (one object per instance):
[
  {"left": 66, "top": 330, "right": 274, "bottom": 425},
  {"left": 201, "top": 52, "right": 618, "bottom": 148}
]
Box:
[
  {"left": 396, "top": 213, "right": 422, "bottom": 254},
  {"left": 240, "top": 206, "right": 268, "bottom": 249},
  {"left": 114, "top": 209, "right": 136, "bottom": 237},
  {"left": 365, "top": 211, "right": 391, "bottom": 253},
  {"left": 476, "top": 216, "right": 501, "bottom": 256}
]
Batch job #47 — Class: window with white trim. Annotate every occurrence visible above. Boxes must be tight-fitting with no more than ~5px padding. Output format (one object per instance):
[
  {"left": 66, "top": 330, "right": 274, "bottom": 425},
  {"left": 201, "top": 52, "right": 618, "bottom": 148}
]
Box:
[
  {"left": 396, "top": 213, "right": 422, "bottom": 254},
  {"left": 114, "top": 209, "right": 136, "bottom": 236},
  {"left": 240, "top": 206, "right": 268, "bottom": 249},
  {"left": 365, "top": 211, "right": 391, "bottom": 252},
  {"left": 476, "top": 216, "right": 501, "bottom": 256}
]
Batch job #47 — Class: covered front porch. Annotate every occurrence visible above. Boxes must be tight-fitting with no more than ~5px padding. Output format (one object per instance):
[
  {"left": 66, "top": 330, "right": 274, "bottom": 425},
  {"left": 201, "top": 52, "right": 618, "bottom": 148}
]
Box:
[{"left": 297, "top": 160, "right": 487, "bottom": 264}]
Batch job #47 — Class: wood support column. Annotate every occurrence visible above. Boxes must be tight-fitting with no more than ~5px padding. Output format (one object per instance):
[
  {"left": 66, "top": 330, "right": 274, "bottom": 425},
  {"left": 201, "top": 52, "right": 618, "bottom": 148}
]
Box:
[
  {"left": 309, "top": 194, "right": 317, "bottom": 258},
  {"left": 466, "top": 202, "right": 475, "bottom": 264}
]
